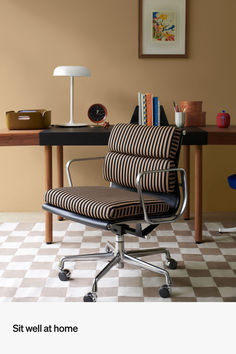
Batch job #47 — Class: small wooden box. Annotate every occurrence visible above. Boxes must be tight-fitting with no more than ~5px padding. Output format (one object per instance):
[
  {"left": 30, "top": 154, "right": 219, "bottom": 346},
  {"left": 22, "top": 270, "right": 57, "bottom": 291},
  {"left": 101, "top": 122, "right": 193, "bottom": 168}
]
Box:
[{"left": 6, "top": 110, "right": 51, "bottom": 130}]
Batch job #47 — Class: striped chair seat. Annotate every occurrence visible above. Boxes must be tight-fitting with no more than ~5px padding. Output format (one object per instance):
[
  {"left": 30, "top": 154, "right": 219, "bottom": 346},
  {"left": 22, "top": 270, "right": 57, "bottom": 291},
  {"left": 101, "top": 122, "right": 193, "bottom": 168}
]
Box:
[{"left": 45, "top": 186, "right": 170, "bottom": 221}]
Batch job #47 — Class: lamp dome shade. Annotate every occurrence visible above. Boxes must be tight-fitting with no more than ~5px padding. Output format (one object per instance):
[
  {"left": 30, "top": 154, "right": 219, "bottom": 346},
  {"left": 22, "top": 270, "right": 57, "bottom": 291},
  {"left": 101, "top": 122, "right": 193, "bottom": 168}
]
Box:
[{"left": 53, "top": 66, "right": 91, "bottom": 77}]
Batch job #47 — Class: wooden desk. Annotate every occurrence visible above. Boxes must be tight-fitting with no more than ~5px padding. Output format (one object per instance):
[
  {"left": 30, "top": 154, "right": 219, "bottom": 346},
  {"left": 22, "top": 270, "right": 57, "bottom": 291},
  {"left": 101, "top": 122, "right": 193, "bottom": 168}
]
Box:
[
  {"left": 1, "top": 125, "right": 234, "bottom": 244},
  {"left": 183, "top": 125, "right": 236, "bottom": 243}
]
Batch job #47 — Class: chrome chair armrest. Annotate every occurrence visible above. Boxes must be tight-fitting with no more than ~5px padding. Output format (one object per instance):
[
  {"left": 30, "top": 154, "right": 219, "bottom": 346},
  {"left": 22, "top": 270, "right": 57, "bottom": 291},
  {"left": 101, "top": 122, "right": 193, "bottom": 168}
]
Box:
[
  {"left": 66, "top": 157, "right": 105, "bottom": 187},
  {"left": 136, "top": 168, "right": 187, "bottom": 225}
]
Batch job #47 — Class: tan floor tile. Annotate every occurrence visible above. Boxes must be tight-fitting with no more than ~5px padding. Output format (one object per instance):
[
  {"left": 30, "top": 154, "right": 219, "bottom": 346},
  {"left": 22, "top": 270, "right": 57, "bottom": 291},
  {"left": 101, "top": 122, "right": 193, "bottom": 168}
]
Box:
[
  {"left": 41, "top": 287, "right": 67, "bottom": 297},
  {"left": 193, "top": 287, "right": 221, "bottom": 297},
  {"left": 119, "top": 277, "right": 143, "bottom": 287},
  {"left": 98, "top": 287, "right": 118, "bottom": 297},
  {"left": 187, "top": 269, "right": 211, "bottom": 277},
  {"left": 223, "top": 297, "right": 236, "bottom": 302},
  {"left": 0, "top": 287, "right": 17, "bottom": 297},
  {"left": 0, "top": 249, "right": 16, "bottom": 255},
  {"left": 38, "top": 249, "right": 58, "bottom": 255},
  {"left": 118, "top": 296, "right": 144, "bottom": 302},
  {"left": 172, "top": 297, "right": 196, "bottom": 302},
  {"left": 200, "top": 248, "right": 222, "bottom": 255},
  {"left": 12, "top": 297, "right": 38, "bottom": 302},
  {"left": 182, "top": 254, "right": 204, "bottom": 261},
  {"left": 12, "top": 256, "right": 35, "bottom": 262},
  {"left": 21, "top": 278, "right": 46, "bottom": 287},
  {"left": 213, "top": 277, "right": 236, "bottom": 287},
  {"left": 30, "top": 262, "right": 52, "bottom": 269},
  {"left": 206, "top": 261, "right": 230, "bottom": 269},
  {"left": 2, "top": 270, "right": 26, "bottom": 278},
  {"left": 172, "top": 277, "right": 192, "bottom": 287}
]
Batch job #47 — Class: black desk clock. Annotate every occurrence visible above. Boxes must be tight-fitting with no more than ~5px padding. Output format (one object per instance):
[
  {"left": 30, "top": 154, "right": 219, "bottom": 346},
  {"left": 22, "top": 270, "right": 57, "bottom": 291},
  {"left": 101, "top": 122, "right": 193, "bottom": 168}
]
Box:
[{"left": 88, "top": 104, "right": 107, "bottom": 124}]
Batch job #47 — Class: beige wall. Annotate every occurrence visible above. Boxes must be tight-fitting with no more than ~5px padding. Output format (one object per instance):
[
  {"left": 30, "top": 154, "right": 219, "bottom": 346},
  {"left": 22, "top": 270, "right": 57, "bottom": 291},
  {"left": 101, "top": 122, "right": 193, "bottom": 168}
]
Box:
[{"left": 0, "top": 0, "right": 235, "bottom": 212}]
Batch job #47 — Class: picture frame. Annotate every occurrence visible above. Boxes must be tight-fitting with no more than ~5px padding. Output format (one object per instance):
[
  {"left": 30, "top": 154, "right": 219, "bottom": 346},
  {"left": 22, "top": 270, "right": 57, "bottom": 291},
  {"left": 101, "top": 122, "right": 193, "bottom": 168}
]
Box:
[{"left": 139, "top": 0, "right": 188, "bottom": 58}]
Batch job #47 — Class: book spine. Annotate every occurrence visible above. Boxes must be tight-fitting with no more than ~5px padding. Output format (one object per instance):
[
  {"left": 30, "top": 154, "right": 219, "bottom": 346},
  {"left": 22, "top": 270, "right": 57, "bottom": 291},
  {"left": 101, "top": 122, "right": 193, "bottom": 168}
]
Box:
[
  {"left": 153, "top": 97, "right": 158, "bottom": 126},
  {"left": 146, "top": 93, "right": 152, "bottom": 126},
  {"left": 138, "top": 92, "right": 142, "bottom": 125},
  {"left": 158, "top": 100, "right": 160, "bottom": 126},
  {"left": 142, "top": 94, "right": 147, "bottom": 125}
]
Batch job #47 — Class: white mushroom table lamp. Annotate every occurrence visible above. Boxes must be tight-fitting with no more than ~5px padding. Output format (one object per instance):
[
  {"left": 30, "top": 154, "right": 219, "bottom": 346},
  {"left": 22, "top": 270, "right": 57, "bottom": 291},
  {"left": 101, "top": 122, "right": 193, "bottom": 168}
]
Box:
[{"left": 53, "top": 66, "right": 91, "bottom": 127}]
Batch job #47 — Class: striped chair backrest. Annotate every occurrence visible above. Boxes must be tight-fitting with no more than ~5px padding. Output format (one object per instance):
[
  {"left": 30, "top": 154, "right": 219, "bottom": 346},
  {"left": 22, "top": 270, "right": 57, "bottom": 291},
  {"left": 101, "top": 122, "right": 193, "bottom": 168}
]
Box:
[{"left": 103, "top": 123, "right": 182, "bottom": 193}]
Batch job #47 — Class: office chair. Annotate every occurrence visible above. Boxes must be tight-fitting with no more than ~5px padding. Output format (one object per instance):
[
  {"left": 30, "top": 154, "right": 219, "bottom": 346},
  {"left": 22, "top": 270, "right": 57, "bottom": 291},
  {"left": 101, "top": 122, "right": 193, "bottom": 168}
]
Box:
[
  {"left": 219, "top": 174, "right": 236, "bottom": 233},
  {"left": 43, "top": 123, "right": 187, "bottom": 301}
]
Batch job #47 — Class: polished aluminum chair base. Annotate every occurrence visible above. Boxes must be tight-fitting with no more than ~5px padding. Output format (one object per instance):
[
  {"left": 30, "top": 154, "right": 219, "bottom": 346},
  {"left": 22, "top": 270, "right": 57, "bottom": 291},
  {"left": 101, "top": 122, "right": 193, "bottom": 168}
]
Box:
[
  {"left": 219, "top": 226, "right": 236, "bottom": 233},
  {"left": 58, "top": 234, "right": 176, "bottom": 301}
]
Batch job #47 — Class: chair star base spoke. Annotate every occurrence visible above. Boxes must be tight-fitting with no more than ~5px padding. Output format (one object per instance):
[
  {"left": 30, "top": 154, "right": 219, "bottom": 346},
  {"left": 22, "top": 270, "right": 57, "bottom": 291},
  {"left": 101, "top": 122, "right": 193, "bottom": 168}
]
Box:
[
  {"left": 219, "top": 227, "right": 236, "bottom": 233},
  {"left": 58, "top": 234, "right": 176, "bottom": 301},
  {"left": 59, "top": 251, "right": 114, "bottom": 271}
]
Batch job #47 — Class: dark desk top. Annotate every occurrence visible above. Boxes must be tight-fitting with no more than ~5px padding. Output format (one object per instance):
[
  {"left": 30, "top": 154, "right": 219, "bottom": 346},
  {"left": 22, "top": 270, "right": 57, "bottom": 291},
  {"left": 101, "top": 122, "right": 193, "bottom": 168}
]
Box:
[
  {"left": 39, "top": 125, "right": 113, "bottom": 146},
  {"left": 39, "top": 125, "right": 209, "bottom": 146}
]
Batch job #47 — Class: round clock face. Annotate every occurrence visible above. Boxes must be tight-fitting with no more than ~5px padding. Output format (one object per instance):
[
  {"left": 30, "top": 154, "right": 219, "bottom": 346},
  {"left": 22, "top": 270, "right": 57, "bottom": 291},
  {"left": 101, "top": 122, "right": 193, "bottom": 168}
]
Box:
[{"left": 88, "top": 104, "right": 107, "bottom": 124}]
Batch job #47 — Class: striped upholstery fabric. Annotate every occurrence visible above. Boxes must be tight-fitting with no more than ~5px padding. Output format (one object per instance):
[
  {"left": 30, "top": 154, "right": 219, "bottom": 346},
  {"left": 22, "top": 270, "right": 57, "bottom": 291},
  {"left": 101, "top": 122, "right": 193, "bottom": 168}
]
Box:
[
  {"left": 45, "top": 124, "right": 182, "bottom": 220},
  {"left": 108, "top": 123, "right": 181, "bottom": 159},
  {"left": 103, "top": 152, "right": 176, "bottom": 193},
  {"left": 104, "top": 123, "right": 181, "bottom": 193},
  {"left": 45, "top": 186, "right": 170, "bottom": 221}
]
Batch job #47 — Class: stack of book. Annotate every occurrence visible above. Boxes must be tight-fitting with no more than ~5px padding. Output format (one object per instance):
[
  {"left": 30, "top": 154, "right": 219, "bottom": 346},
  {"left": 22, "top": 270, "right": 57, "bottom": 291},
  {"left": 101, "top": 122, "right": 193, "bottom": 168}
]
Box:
[{"left": 138, "top": 92, "right": 160, "bottom": 126}]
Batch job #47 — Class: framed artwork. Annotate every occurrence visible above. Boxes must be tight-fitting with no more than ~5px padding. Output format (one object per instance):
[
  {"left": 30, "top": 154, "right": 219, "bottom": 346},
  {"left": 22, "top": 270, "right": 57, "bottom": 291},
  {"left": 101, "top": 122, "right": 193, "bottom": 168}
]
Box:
[{"left": 139, "top": 0, "right": 188, "bottom": 58}]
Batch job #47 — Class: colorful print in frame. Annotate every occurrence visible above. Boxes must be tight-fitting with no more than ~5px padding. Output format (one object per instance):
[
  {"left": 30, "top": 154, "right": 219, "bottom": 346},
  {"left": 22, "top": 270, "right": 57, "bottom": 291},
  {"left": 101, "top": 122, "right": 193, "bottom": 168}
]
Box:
[{"left": 139, "top": 0, "right": 188, "bottom": 58}]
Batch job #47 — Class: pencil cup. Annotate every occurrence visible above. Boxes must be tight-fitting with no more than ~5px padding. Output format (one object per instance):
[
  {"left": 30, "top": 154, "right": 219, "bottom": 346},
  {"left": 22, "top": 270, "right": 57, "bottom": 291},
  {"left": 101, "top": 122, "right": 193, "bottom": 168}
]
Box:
[{"left": 175, "top": 112, "right": 185, "bottom": 128}]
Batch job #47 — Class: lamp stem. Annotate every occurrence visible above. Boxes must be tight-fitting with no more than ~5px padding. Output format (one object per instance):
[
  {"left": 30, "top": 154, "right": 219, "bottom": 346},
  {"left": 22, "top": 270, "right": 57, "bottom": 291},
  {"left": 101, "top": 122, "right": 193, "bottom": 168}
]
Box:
[{"left": 69, "top": 76, "right": 75, "bottom": 125}]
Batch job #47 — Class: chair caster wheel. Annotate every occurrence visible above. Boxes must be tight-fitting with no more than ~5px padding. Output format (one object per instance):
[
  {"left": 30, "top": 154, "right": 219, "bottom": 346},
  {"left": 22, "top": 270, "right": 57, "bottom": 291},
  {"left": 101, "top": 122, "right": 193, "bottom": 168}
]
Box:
[
  {"left": 159, "top": 285, "right": 171, "bottom": 298},
  {"left": 83, "top": 292, "right": 97, "bottom": 302},
  {"left": 105, "top": 245, "right": 111, "bottom": 253},
  {"left": 166, "top": 258, "right": 177, "bottom": 270},
  {"left": 58, "top": 269, "right": 71, "bottom": 281}
]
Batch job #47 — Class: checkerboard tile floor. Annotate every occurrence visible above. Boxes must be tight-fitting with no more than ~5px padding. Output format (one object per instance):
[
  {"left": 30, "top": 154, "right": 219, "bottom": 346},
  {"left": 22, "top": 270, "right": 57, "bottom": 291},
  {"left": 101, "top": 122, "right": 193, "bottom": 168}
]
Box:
[{"left": 0, "top": 219, "right": 236, "bottom": 302}]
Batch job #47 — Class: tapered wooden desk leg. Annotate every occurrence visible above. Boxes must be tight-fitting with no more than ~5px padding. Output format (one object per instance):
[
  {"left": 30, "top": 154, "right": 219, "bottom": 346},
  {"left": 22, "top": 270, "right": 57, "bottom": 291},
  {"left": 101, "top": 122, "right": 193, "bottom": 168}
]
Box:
[
  {"left": 194, "top": 145, "right": 202, "bottom": 243},
  {"left": 57, "top": 146, "right": 64, "bottom": 221},
  {"left": 45, "top": 146, "right": 53, "bottom": 244},
  {"left": 183, "top": 145, "right": 190, "bottom": 219}
]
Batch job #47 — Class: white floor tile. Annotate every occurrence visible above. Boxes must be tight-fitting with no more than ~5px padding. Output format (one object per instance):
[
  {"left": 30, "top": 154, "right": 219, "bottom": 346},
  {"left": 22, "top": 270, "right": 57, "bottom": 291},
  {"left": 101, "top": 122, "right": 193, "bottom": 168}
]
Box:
[
  {"left": 32, "top": 223, "right": 45, "bottom": 231},
  {"left": 68, "top": 223, "right": 86, "bottom": 231},
  {"left": 15, "top": 287, "right": 42, "bottom": 297},
  {"left": 0, "top": 223, "right": 18, "bottom": 231},
  {"left": 218, "top": 287, "right": 236, "bottom": 297},
  {"left": 66, "top": 287, "right": 90, "bottom": 297},
  {"left": 172, "top": 223, "right": 190, "bottom": 231},
  {"left": 184, "top": 261, "right": 208, "bottom": 270},
  {"left": 34, "top": 256, "right": 56, "bottom": 262},
  {"left": 6, "top": 262, "right": 31, "bottom": 270},
  {"left": 0, "top": 278, "right": 22, "bottom": 287},
  {"left": 210, "top": 269, "right": 235, "bottom": 277},
  {"left": 220, "top": 248, "right": 236, "bottom": 255},
  {"left": 118, "top": 287, "right": 143, "bottom": 297},
  {"left": 15, "top": 249, "right": 38, "bottom": 256},
  {"left": 190, "top": 277, "right": 216, "bottom": 287},
  {"left": 25, "top": 270, "right": 50, "bottom": 278},
  {"left": 38, "top": 297, "right": 65, "bottom": 302}
]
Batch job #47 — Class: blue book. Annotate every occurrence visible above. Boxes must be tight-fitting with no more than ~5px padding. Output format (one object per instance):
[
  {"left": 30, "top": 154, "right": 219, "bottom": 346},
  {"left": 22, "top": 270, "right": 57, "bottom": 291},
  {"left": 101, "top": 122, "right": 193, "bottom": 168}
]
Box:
[{"left": 153, "top": 97, "right": 158, "bottom": 126}]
